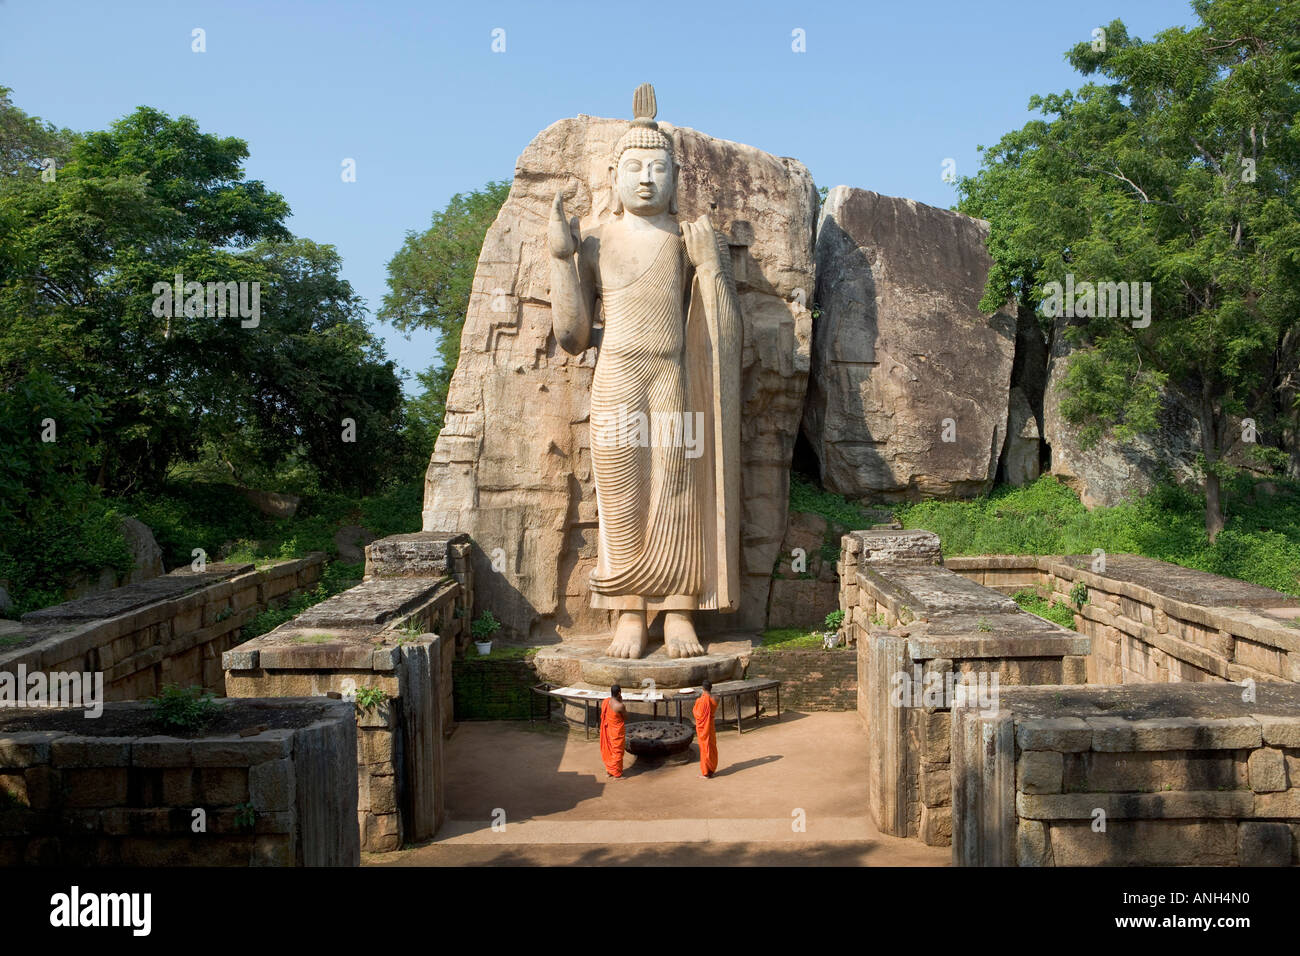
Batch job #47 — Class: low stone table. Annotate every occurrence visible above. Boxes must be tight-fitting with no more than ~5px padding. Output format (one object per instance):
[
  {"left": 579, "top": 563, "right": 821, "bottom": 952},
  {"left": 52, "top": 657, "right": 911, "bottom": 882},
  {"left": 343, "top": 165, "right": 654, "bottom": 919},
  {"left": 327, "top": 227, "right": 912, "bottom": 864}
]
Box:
[{"left": 625, "top": 720, "right": 695, "bottom": 757}]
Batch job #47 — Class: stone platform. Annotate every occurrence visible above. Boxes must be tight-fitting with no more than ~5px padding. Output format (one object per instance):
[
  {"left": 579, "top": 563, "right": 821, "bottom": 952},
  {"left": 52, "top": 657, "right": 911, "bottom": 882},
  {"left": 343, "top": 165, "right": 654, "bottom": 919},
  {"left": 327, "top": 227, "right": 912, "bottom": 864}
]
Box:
[{"left": 532, "top": 633, "right": 757, "bottom": 689}]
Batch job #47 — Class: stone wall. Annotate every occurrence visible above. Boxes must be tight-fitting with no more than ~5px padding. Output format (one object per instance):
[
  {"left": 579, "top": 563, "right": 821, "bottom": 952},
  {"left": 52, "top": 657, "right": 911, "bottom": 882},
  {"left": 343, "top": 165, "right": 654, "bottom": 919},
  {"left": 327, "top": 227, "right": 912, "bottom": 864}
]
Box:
[
  {"left": 945, "top": 554, "right": 1300, "bottom": 685},
  {"left": 743, "top": 647, "right": 856, "bottom": 711},
  {"left": 843, "top": 530, "right": 1089, "bottom": 846},
  {"left": 953, "top": 684, "right": 1300, "bottom": 866},
  {"left": 1, "top": 555, "right": 325, "bottom": 701},
  {"left": 453, "top": 655, "right": 539, "bottom": 721},
  {"left": 0, "top": 698, "right": 357, "bottom": 866},
  {"left": 224, "top": 532, "right": 468, "bottom": 853}
]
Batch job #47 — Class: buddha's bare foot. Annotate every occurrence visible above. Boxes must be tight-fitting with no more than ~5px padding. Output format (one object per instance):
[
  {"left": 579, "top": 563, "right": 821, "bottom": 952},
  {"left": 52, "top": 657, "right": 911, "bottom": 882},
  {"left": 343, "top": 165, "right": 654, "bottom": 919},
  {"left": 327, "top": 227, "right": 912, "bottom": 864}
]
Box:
[
  {"left": 606, "top": 611, "right": 648, "bottom": 658},
  {"left": 664, "top": 611, "right": 704, "bottom": 658}
]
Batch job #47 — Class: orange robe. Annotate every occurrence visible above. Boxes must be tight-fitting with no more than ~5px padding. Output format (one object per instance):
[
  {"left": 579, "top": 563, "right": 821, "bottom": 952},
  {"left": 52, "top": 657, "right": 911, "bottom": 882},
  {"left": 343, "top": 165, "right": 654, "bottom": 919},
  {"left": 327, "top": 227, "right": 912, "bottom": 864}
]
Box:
[
  {"left": 599, "top": 697, "right": 625, "bottom": 777},
  {"left": 693, "top": 693, "right": 718, "bottom": 776}
]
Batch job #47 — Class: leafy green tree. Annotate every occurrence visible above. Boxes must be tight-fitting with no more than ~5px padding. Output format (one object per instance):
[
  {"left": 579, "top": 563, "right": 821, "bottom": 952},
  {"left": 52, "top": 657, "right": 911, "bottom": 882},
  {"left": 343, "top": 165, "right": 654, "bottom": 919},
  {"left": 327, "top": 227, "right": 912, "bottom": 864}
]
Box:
[
  {"left": 959, "top": 0, "right": 1300, "bottom": 540},
  {"left": 0, "top": 86, "right": 77, "bottom": 178},
  {"left": 0, "top": 101, "right": 410, "bottom": 496},
  {"left": 0, "top": 106, "right": 291, "bottom": 491},
  {"left": 379, "top": 180, "right": 510, "bottom": 452}
]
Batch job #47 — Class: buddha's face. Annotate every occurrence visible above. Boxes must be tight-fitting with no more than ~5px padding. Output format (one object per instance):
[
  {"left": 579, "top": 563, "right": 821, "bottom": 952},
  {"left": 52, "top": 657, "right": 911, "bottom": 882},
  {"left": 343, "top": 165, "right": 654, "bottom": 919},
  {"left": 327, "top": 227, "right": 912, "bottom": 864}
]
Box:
[{"left": 614, "top": 146, "right": 675, "bottom": 217}]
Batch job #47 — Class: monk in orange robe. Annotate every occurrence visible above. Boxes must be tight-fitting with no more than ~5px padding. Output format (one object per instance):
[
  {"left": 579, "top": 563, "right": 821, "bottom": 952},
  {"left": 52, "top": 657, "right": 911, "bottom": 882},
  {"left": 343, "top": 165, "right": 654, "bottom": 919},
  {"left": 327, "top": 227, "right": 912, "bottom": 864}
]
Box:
[
  {"left": 599, "top": 684, "right": 627, "bottom": 778},
  {"left": 693, "top": 680, "right": 719, "bottom": 778}
]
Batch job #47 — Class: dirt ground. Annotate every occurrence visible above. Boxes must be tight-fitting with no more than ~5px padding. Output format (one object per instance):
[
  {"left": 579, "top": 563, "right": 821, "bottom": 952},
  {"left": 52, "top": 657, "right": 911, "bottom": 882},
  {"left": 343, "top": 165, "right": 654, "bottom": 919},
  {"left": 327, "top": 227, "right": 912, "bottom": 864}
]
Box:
[{"left": 368, "top": 711, "right": 949, "bottom": 867}]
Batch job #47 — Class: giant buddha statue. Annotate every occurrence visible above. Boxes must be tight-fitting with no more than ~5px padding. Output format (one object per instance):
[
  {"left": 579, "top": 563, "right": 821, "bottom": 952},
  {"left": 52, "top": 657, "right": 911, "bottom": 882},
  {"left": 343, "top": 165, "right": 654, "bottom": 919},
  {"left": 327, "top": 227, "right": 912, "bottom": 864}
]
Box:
[{"left": 548, "top": 83, "right": 742, "bottom": 659}]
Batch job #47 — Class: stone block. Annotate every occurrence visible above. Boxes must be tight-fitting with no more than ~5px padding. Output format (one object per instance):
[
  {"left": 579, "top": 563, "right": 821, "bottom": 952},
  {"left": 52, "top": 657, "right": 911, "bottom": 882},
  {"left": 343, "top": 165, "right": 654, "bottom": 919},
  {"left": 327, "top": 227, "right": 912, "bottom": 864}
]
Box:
[
  {"left": 1017, "top": 790, "right": 1254, "bottom": 820},
  {"left": 1050, "top": 820, "right": 1237, "bottom": 866},
  {"left": 1254, "top": 714, "right": 1300, "bottom": 748},
  {"left": 197, "top": 767, "right": 250, "bottom": 806},
  {"left": 131, "top": 737, "right": 193, "bottom": 768},
  {"left": 1017, "top": 718, "right": 1092, "bottom": 752},
  {"left": 363, "top": 811, "right": 401, "bottom": 852},
  {"left": 918, "top": 804, "right": 951, "bottom": 845},
  {"left": 368, "top": 773, "right": 398, "bottom": 814},
  {"left": 0, "top": 771, "right": 28, "bottom": 805},
  {"left": 1251, "top": 790, "right": 1300, "bottom": 817},
  {"left": 921, "top": 711, "right": 950, "bottom": 764},
  {"left": 22, "top": 765, "right": 58, "bottom": 809},
  {"left": 920, "top": 768, "right": 951, "bottom": 807},
  {"left": 249, "top": 758, "right": 295, "bottom": 812},
  {"left": 61, "top": 768, "right": 129, "bottom": 807},
  {"left": 1061, "top": 655, "right": 1087, "bottom": 684},
  {"left": 0, "top": 732, "right": 62, "bottom": 768},
  {"left": 1088, "top": 716, "right": 1261, "bottom": 752},
  {"left": 1064, "top": 751, "right": 1245, "bottom": 794},
  {"left": 1237, "top": 821, "right": 1291, "bottom": 866},
  {"left": 1017, "top": 819, "right": 1051, "bottom": 866},
  {"left": 50, "top": 737, "right": 133, "bottom": 768},
  {"left": 1017, "top": 751, "right": 1063, "bottom": 794},
  {"left": 1247, "top": 748, "right": 1287, "bottom": 793},
  {"left": 358, "top": 729, "right": 394, "bottom": 766}
]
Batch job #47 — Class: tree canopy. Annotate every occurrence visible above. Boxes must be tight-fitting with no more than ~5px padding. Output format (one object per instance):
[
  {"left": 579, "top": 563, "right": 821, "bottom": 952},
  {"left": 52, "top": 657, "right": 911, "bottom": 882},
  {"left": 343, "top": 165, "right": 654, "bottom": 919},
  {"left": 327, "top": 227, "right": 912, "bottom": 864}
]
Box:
[{"left": 958, "top": 0, "right": 1300, "bottom": 539}]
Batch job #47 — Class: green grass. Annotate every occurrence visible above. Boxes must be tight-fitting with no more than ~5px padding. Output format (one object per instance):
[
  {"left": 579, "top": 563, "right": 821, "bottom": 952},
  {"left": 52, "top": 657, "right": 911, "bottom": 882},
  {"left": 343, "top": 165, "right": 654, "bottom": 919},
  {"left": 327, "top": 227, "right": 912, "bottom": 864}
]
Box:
[
  {"left": 760, "top": 628, "right": 833, "bottom": 650},
  {"left": 788, "top": 475, "right": 890, "bottom": 565},
  {"left": 1011, "top": 588, "right": 1078, "bottom": 630},
  {"left": 461, "top": 644, "right": 539, "bottom": 662},
  {"left": 895, "top": 475, "right": 1300, "bottom": 596}
]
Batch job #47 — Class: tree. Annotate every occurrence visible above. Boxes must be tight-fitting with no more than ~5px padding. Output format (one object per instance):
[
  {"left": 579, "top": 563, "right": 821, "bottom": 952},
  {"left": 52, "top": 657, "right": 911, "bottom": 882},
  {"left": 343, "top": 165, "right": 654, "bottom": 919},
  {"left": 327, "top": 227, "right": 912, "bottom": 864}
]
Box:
[
  {"left": 0, "top": 100, "right": 410, "bottom": 496},
  {"left": 379, "top": 180, "right": 510, "bottom": 451},
  {"left": 959, "top": 0, "right": 1300, "bottom": 540}
]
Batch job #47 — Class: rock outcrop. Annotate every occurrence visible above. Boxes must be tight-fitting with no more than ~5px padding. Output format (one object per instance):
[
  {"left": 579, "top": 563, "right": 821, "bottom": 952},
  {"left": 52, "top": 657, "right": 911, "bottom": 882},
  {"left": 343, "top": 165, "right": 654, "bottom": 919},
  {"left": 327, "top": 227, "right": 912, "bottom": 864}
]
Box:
[
  {"left": 803, "top": 187, "right": 1017, "bottom": 501},
  {"left": 422, "top": 116, "right": 817, "bottom": 641},
  {"left": 1042, "top": 316, "right": 1203, "bottom": 507}
]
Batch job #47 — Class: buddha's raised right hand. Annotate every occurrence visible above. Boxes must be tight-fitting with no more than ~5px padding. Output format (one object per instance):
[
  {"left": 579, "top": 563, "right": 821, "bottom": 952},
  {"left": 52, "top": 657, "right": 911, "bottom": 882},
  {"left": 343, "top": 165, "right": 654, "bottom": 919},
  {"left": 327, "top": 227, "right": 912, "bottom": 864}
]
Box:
[{"left": 548, "top": 192, "right": 579, "bottom": 259}]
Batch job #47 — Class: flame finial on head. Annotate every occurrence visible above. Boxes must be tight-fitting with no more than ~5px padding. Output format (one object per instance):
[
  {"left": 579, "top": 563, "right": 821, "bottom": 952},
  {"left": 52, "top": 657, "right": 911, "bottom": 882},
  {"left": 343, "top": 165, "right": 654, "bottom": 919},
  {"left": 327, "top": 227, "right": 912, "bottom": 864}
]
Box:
[
  {"left": 614, "top": 82, "right": 673, "bottom": 163},
  {"left": 631, "top": 83, "right": 657, "bottom": 127}
]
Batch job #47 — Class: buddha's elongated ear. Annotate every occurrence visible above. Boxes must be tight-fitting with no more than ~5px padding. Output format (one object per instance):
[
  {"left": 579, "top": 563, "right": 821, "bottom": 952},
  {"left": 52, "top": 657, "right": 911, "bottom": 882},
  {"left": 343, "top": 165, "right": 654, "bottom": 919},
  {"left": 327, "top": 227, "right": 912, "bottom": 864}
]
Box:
[
  {"left": 669, "top": 160, "right": 679, "bottom": 216},
  {"left": 609, "top": 163, "right": 622, "bottom": 216}
]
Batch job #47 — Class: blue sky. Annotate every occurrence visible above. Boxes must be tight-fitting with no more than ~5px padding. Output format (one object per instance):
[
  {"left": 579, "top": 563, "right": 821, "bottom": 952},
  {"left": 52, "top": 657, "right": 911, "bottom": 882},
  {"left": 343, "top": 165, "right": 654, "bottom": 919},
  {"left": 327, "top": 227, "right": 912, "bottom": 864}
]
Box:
[{"left": 2, "top": 0, "right": 1196, "bottom": 393}]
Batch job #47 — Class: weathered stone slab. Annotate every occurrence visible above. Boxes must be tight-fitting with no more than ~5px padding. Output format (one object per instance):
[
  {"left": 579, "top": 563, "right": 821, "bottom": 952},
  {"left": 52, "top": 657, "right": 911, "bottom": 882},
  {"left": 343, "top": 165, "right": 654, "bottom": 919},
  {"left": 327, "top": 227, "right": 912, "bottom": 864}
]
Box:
[
  {"left": 20, "top": 564, "right": 253, "bottom": 624},
  {"left": 287, "top": 579, "right": 452, "bottom": 630},
  {"left": 1060, "top": 553, "right": 1300, "bottom": 609},
  {"left": 364, "top": 533, "right": 467, "bottom": 579}
]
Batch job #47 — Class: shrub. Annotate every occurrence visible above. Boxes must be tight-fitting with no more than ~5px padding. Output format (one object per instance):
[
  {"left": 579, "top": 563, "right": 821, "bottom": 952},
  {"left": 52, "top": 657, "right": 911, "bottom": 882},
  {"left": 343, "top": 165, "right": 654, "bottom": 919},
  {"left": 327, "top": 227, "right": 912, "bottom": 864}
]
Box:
[
  {"left": 471, "top": 610, "right": 502, "bottom": 639},
  {"left": 150, "top": 683, "right": 217, "bottom": 731}
]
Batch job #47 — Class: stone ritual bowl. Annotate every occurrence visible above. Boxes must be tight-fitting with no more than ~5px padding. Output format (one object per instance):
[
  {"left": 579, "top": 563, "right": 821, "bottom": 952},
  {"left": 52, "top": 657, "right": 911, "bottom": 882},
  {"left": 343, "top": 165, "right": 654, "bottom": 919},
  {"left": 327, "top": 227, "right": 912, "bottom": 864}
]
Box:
[{"left": 624, "top": 720, "right": 695, "bottom": 757}]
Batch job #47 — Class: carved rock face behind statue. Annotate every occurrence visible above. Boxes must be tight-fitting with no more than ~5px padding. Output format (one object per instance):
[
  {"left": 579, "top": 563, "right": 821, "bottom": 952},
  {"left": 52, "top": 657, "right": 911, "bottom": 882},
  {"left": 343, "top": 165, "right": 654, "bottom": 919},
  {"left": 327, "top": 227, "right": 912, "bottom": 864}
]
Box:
[{"left": 422, "top": 91, "right": 817, "bottom": 646}]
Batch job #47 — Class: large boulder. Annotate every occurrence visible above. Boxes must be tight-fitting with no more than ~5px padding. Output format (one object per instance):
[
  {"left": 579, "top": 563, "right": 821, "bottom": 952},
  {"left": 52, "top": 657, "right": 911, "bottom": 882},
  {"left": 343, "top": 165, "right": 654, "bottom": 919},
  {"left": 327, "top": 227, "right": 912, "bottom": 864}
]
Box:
[
  {"left": 120, "top": 516, "right": 164, "bottom": 585},
  {"left": 422, "top": 116, "right": 817, "bottom": 641},
  {"left": 1043, "top": 315, "right": 1202, "bottom": 507},
  {"left": 803, "top": 187, "right": 1017, "bottom": 501}
]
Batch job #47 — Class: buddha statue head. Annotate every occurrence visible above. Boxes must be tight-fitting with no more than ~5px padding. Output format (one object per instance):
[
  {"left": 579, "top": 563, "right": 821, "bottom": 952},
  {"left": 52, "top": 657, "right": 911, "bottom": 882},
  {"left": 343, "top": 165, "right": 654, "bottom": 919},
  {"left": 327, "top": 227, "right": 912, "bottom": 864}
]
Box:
[{"left": 610, "top": 83, "right": 678, "bottom": 217}]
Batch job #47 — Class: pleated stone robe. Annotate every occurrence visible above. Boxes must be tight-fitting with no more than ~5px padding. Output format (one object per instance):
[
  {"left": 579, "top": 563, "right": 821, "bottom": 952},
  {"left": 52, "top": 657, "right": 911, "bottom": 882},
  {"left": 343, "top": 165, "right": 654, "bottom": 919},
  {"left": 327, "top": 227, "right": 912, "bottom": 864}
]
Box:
[{"left": 587, "top": 228, "right": 741, "bottom": 617}]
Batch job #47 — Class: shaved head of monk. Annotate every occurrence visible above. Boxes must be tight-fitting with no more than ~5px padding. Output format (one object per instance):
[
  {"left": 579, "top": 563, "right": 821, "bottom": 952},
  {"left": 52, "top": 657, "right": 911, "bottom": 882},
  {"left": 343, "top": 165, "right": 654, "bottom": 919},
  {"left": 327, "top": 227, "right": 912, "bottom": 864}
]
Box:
[
  {"left": 702, "top": 681, "right": 712, "bottom": 693},
  {"left": 610, "top": 684, "right": 622, "bottom": 699}
]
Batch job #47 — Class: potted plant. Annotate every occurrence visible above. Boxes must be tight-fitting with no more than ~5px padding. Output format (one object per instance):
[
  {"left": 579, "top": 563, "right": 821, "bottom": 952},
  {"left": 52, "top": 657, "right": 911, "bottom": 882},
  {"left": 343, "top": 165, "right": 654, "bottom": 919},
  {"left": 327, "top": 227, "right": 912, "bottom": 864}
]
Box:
[{"left": 471, "top": 610, "right": 501, "bottom": 655}]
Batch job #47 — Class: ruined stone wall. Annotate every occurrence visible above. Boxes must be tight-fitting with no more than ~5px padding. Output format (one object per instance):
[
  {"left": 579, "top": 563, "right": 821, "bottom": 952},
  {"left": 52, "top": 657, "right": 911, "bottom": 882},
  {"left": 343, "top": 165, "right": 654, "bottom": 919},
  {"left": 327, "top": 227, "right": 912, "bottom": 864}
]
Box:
[
  {"left": 224, "top": 532, "right": 467, "bottom": 852},
  {"left": 0, "top": 699, "right": 357, "bottom": 866},
  {"left": 842, "top": 530, "right": 1089, "bottom": 846},
  {"left": 1, "top": 555, "right": 325, "bottom": 701},
  {"left": 953, "top": 684, "right": 1300, "bottom": 866},
  {"left": 946, "top": 554, "right": 1300, "bottom": 685},
  {"left": 743, "top": 647, "right": 856, "bottom": 712}
]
